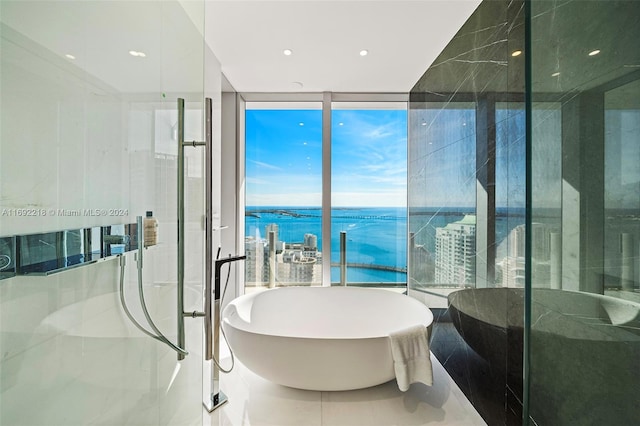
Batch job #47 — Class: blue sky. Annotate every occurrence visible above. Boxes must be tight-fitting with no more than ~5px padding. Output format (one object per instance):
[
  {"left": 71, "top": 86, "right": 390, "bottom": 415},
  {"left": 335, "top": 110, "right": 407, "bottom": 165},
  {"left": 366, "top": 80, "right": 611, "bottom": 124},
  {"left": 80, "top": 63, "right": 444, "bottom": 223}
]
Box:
[{"left": 245, "top": 108, "right": 407, "bottom": 207}]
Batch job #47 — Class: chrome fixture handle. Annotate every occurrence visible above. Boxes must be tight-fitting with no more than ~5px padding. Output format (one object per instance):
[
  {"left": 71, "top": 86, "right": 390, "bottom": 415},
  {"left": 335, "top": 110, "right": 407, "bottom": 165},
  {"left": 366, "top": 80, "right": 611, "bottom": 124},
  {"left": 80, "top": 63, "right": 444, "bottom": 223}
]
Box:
[
  {"left": 177, "top": 98, "right": 237, "bottom": 412},
  {"left": 203, "top": 97, "right": 214, "bottom": 362},
  {"left": 177, "top": 98, "right": 209, "bottom": 361},
  {"left": 177, "top": 98, "right": 186, "bottom": 360}
]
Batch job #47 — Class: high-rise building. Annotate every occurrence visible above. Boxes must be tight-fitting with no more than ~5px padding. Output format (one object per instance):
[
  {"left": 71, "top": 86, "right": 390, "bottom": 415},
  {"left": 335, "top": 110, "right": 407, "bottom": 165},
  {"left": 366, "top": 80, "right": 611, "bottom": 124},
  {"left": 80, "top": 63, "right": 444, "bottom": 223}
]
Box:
[
  {"left": 245, "top": 237, "right": 266, "bottom": 285},
  {"left": 303, "top": 233, "right": 318, "bottom": 258},
  {"left": 435, "top": 215, "right": 476, "bottom": 286},
  {"left": 266, "top": 223, "right": 282, "bottom": 252},
  {"left": 290, "top": 255, "right": 317, "bottom": 283}
]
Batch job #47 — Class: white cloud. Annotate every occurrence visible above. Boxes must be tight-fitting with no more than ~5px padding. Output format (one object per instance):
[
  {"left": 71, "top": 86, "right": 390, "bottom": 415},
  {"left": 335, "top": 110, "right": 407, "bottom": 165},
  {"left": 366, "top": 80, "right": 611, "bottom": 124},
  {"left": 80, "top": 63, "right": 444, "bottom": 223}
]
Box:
[{"left": 249, "top": 160, "right": 283, "bottom": 171}]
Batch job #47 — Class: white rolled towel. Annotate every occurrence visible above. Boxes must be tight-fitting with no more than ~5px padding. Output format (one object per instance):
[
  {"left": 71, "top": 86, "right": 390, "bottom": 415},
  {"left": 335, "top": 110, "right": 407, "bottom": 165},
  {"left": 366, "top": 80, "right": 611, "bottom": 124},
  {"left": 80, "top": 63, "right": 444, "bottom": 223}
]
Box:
[{"left": 388, "top": 324, "right": 433, "bottom": 391}]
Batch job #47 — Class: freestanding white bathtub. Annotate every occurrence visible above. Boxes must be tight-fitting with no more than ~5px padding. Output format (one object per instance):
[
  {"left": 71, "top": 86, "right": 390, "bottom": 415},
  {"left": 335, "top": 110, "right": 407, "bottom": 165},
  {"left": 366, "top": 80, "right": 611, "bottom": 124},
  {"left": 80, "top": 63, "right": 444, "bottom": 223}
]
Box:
[{"left": 222, "top": 286, "right": 434, "bottom": 391}]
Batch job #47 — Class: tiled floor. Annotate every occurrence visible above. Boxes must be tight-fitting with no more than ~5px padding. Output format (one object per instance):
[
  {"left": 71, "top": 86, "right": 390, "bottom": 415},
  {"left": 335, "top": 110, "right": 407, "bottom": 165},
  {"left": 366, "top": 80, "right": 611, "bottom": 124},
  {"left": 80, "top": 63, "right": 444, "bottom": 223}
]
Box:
[
  {"left": 206, "top": 352, "right": 486, "bottom": 426},
  {"left": 429, "top": 309, "right": 522, "bottom": 426}
]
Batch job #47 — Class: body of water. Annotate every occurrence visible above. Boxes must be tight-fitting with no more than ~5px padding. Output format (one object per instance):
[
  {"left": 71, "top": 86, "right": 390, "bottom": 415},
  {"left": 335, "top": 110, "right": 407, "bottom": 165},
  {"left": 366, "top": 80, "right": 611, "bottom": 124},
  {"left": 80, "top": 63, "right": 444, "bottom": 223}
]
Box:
[{"left": 246, "top": 206, "right": 526, "bottom": 283}]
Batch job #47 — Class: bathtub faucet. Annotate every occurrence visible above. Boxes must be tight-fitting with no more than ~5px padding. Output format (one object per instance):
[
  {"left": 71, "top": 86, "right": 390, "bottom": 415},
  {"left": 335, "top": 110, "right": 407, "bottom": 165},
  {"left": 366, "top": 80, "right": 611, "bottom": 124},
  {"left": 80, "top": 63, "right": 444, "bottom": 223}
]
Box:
[
  {"left": 206, "top": 254, "right": 246, "bottom": 413},
  {"left": 214, "top": 255, "right": 246, "bottom": 300}
]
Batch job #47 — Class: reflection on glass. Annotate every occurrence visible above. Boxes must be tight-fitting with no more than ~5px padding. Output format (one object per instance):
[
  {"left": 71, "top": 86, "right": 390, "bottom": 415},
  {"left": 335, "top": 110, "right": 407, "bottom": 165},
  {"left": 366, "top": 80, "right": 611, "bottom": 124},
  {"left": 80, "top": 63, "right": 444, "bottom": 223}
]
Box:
[
  {"left": 13, "top": 225, "right": 134, "bottom": 275},
  {"left": 408, "top": 103, "right": 476, "bottom": 289},
  {"left": 605, "top": 80, "right": 640, "bottom": 294},
  {"left": 495, "top": 104, "right": 526, "bottom": 287},
  {"left": 18, "top": 231, "right": 83, "bottom": 273},
  {"left": 331, "top": 104, "right": 407, "bottom": 286},
  {"left": 529, "top": 1, "right": 640, "bottom": 424},
  {"left": 530, "top": 103, "right": 562, "bottom": 290},
  {"left": 495, "top": 103, "right": 563, "bottom": 289},
  {"left": 245, "top": 104, "right": 323, "bottom": 287},
  {"left": 0, "top": 236, "right": 16, "bottom": 279}
]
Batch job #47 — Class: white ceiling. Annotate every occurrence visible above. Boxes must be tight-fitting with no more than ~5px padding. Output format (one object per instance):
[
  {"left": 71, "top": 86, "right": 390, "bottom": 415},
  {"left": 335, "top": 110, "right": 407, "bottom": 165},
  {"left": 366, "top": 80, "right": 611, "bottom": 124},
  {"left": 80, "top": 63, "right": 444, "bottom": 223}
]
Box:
[
  {"left": 206, "top": 1, "right": 481, "bottom": 93},
  {"left": 0, "top": 0, "right": 480, "bottom": 94}
]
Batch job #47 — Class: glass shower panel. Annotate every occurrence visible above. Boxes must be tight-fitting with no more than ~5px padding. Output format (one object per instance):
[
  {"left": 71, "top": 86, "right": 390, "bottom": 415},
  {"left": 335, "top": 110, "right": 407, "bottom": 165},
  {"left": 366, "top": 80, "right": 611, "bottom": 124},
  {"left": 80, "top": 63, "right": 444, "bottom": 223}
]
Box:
[
  {"left": 330, "top": 102, "right": 407, "bottom": 287},
  {"left": 244, "top": 103, "right": 323, "bottom": 288},
  {"left": 604, "top": 80, "right": 640, "bottom": 296},
  {"left": 528, "top": 1, "right": 640, "bottom": 424},
  {"left": 408, "top": 103, "right": 477, "bottom": 291},
  {"left": 0, "top": 1, "right": 207, "bottom": 425}
]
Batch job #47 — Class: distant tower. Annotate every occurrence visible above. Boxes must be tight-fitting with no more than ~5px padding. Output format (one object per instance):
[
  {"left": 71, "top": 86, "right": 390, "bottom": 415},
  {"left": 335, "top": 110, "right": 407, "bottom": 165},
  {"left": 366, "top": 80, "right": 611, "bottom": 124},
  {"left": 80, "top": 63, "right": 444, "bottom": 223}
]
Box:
[
  {"left": 244, "top": 237, "right": 266, "bottom": 285},
  {"left": 303, "top": 233, "right": 318, "bottom": 258},
  {"left": 266, "top": 223, "right": 279, "bottom": 251},
  {"left": 303, "top": 233, "right": 317, "bottom": 250},
  {"left": 502, "top": 223, "right": 552, "bottom": 287},
  {"left": 435, "top": 215, "right": 476, "bottom": 286}
]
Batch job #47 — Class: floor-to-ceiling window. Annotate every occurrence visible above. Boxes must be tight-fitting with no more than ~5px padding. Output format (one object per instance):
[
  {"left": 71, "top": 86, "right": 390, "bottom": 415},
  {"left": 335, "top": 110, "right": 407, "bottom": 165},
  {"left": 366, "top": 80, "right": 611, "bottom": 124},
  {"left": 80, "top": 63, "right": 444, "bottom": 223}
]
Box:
[
  {"left": 244, "top": 102, "right": 323, "bottom": 287},
  {"left": 331, "top": 102, "right": 407, "bottom": 286},
  {"left": 243, "top": 96, "right": 407, "bottom": 290}
]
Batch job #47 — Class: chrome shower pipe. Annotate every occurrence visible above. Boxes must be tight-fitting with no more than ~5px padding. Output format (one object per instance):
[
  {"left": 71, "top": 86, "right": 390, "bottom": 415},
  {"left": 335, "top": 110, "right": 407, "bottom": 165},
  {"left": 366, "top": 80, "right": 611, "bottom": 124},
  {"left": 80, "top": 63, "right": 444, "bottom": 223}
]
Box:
[
  {"left": 177, "top": 98, "right": 211, "bottom": 361},
  {"left": 116, "top": 218, "right": 187, "bottom": 357}
]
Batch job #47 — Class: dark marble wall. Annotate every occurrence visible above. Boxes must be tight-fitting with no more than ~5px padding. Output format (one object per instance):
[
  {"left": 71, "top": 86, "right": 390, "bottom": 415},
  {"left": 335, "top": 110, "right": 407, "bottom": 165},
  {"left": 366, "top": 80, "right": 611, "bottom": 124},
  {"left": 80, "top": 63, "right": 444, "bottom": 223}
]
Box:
[
  {"left": 410, "top": 0, "right": 640, "bottom": 425},
  {"left": 409, "top": 1, "right": 525, "bottom": 425}
]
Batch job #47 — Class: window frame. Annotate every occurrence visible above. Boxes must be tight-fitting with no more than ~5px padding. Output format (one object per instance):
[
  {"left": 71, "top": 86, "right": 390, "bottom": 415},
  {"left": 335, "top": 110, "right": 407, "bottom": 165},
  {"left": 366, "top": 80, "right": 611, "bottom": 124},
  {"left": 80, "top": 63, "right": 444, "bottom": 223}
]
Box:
[{"left": 239, "top": 92, "right": 409, "bottom": 289}]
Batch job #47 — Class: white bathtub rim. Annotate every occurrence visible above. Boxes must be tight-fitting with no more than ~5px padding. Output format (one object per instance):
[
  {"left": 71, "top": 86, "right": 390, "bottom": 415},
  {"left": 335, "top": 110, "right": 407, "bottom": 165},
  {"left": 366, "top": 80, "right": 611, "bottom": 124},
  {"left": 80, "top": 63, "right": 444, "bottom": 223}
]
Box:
[{"left": 222, "top": 286, "right": 433, "bottom": 340}]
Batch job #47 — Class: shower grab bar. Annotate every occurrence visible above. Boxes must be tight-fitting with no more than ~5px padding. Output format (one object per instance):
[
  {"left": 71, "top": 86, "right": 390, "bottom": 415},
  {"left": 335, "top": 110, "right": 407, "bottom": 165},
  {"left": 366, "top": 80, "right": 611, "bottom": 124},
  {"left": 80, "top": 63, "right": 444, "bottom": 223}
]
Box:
[
  {"left": 203, "top": 97, "right": 214, "bottom": 361},
  {"left": 177, "top": 97, "right": 212, "bottom": 361}
]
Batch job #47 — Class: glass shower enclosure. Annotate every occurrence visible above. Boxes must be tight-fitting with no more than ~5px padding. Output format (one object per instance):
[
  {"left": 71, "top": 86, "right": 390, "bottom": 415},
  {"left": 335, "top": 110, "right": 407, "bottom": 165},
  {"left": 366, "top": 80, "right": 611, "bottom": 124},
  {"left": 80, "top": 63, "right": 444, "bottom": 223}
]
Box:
[{"left": 0, "top": 1, "right": 219, "bottom": 425}]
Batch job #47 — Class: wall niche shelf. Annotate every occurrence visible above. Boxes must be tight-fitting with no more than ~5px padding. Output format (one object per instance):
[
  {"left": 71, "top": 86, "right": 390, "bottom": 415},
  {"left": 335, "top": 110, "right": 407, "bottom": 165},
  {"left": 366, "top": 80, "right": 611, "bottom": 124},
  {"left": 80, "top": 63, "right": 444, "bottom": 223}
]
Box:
[{"left": 0, "top": 223, "right": 140, "bottom": 280}]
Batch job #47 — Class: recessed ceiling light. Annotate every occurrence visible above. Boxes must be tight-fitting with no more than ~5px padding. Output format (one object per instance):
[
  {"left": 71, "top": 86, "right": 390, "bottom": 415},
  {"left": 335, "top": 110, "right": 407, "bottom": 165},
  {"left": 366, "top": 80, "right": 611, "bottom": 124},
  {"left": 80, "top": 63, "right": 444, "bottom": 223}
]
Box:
[
  {"left": 588, "top": 49, "right": 601, "bottom": 56},
  {"left": 339, "top": 122, "right": 344, "bottom": 126},
  {"left": 299, "top": 122, "right": 304, "bottom": 126},
  {"left": 129, "top": 50, "right": 146, "bottom": 57},
  {"left": 511, "top": 50, "right": 522, "bottom": 57},
  {"left": 359, "top": 50, "right": 369, "bottom": 56},
  {"left": 551, "top": 72, "right": 561, "bottom": 77},
  {"left": 292, "top": 81, "right": 304, "bottom": 89},
  {"left": 65, "top": 54, "right": 76, "bottom": 60},
  {"left": 421, "top": 122, "right": 427, "bottom": 126},
  {"left": 283, "top": 49, "right": 293, "bottom": 56}
]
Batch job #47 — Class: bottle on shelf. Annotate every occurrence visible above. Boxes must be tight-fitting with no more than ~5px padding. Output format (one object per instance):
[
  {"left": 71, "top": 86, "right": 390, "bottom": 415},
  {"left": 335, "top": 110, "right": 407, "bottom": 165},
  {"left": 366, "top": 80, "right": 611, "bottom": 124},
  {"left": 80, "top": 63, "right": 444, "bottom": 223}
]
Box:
[{"left": 143, "top": 211, "right": 158, "bottom": 247}]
